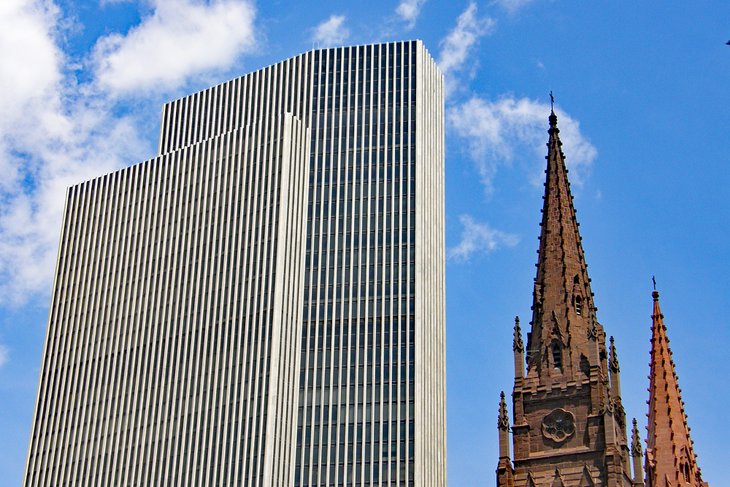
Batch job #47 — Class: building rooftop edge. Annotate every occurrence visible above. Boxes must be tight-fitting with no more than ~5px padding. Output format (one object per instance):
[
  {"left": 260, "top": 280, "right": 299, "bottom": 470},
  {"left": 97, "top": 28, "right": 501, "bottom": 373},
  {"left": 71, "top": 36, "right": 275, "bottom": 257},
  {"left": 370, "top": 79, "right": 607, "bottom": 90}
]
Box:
[{"left": 161, "top": 39, "right": 430, "bottom": 110}]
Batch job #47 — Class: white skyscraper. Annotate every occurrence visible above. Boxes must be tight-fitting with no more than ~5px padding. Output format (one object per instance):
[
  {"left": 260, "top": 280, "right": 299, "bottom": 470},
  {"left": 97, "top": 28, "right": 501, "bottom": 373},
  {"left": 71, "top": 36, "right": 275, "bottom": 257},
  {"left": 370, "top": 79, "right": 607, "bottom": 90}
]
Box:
[{"left": 25, "top": 40, "right": 445, "bottom": 487}]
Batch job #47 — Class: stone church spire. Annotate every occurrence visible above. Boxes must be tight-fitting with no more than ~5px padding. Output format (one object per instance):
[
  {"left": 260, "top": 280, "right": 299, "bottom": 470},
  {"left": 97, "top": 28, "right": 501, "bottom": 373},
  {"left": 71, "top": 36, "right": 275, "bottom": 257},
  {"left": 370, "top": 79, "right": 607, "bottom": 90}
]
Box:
[
  {"left": 645, "top": 287, "right": 708, "bottom": 487},
  {"left": 526, "top": 103, "right": 600, "bottom": 385},
  {"left": 501, "top": 104, "right": 632, "bottom": 486}
]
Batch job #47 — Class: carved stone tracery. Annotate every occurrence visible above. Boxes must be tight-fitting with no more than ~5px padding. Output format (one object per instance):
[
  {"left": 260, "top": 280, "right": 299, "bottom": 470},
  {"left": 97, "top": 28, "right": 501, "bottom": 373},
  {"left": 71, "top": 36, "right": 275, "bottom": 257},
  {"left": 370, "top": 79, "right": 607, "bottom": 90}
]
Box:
[{"left": 541, "top": 408, "right": 576, "bottom": 444}]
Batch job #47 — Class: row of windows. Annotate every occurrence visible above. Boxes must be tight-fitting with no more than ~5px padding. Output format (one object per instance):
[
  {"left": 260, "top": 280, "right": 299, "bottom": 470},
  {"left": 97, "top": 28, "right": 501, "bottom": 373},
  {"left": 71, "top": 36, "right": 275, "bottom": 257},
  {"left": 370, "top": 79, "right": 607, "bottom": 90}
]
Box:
[
  {"left": 312, "top": 43, "right": 418, "bottom": 70},
  {"left": 296, "top": 442, "right": 414, "bottom": 466},
  {"left": 314, "top": 93, "right": 416, "bottom": 112},
  {"left": 160, "top": 44, "right": 421, "bottom": 153},
  {"left": 303, "top": 300, "right": 415, "bottom": 320}
]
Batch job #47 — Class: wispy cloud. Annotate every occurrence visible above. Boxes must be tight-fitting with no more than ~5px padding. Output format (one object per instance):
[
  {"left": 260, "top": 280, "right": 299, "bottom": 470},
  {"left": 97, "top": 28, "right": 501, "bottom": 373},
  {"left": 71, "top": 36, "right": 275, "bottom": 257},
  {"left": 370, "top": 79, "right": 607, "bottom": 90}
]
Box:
[
  {"left": 0, "top": 0, "right": 62, "bottom": 137},
  {"left": 0, "top": 0, "right": 260, "bottom": 305},
  {"left": 437, "top": 2, "right": 495, "bottom": 93},
  {"left": 93, "top": 0, "right": 257, "bottom": 95},
  {"left": 493, "top": 0, "right": 536, "bottom": 14},
  {"left": 395, "top": 0, "right": 427, "bottom": 30},
  {"left": 0, "top": 0, "right": 126, "bottom": 305},
  {"left": 99, "top": 0, "right": 135, "bottom": 5},
  {"left": 449, "top": 214, "right": 519, "bottom": 261},
  {"left": 448, "top": 96, "right": 597, "bottom": 193},
  {"left": 0, "top": 344, "right": 8, "bottom": 368},
  {"left": 311, "top": 14, "right": 349, "bottom": 48}
]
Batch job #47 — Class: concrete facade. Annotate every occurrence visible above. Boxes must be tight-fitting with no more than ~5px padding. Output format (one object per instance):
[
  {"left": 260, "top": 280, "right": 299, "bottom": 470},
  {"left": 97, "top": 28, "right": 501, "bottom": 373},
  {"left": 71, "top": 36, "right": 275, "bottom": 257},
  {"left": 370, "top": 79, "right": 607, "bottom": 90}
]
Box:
[{"left": 24, "top": 40, "right": 446, "bottom": 487}]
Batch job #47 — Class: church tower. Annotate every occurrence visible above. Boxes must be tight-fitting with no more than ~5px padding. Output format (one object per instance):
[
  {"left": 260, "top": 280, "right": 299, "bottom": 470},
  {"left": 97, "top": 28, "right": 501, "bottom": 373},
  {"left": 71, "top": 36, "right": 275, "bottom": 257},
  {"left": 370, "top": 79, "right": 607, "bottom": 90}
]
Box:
[
  {"left": 497, "top": 106, "right": 634, "bottom": 486},
  {"left": 644, "top": 288, "right": 708, "bottom": 487}
]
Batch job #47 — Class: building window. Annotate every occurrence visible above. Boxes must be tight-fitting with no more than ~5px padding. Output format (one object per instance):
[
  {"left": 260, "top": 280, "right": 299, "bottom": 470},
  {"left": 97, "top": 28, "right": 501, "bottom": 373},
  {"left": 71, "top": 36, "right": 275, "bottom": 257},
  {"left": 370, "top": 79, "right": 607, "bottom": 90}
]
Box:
[
  {"left": 551, "top": 342, "right": 562, "bottom": 371},
  {"left": 682, "top": 462, "right": 691, "bottom": 482},
  {"left": 574, "top": 295, "right": 583, "bottom": 316}
]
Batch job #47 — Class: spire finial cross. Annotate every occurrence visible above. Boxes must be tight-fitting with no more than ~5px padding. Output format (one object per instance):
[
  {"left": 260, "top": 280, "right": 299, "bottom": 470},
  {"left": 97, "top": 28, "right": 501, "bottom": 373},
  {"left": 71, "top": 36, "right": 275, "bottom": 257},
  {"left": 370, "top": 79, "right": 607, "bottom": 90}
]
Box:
[
  {"left": 652, "top": 275, "right": 657, "bottom": 290},
  {"left": 548, "top": 92, "right": 558, "bottom": 128}
]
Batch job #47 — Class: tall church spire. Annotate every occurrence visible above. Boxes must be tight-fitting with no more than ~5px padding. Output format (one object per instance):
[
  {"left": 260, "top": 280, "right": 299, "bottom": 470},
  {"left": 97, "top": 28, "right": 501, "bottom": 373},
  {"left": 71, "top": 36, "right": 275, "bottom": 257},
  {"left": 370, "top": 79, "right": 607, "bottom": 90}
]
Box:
[
  {"left": 526, "top": 104, "right": 599, "bottom": 383},
  {"left": 645, "top": 288, "right": 708, "bottom": 486},
  {"left": 500, "top": 104, "right": 632, "bottom": 486}
]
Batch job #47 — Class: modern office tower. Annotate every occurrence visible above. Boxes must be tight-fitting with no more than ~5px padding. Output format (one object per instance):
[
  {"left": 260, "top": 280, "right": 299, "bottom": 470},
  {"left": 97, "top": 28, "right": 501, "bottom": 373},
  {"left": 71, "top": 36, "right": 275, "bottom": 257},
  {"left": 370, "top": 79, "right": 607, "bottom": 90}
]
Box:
[{"left": 24, "top": 40, "right": 446, "bottom": 487}]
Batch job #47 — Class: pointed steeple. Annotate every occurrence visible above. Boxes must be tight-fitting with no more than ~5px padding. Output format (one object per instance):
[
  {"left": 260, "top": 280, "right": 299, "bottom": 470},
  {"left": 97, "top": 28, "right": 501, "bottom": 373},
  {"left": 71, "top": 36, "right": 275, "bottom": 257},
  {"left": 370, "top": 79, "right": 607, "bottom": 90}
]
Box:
[
  {"left": 513, "top": 316, "right": 524, "bottom": 353},
  {"left": 645, "top": 287, "right": 708, "bottom": 486},
  {"left": 498, "top": 391, "right": 510, "bottom": 435},
  {"left": 503, "top": 103, "right": 632, "bottom": 485},
  {"left": 631, "top": 419, "right": 645, "bottom": 487},
  {"left": 609, "top": 336, "right": 622, "bottom": 400},
  {"left": 526, "top": 102, "right": 600, "bottom": 383},
  {"left": 496, "top": 392, "right": 515, "bottom": 487},
  {"left": 513, "top": 317, "right": 525, "bottom": 381},
  {"left": 631, "top": 418, "right": 643, "bottom": 458},
  {"left": 609, "top": 336, "right": 620, "bottom": 373}
]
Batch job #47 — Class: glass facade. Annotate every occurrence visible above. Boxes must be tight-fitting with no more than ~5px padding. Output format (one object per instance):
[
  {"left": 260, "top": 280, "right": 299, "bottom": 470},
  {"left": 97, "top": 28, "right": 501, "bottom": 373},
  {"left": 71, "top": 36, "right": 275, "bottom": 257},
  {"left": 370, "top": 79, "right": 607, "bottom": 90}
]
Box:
[{"left": 297, "top": 42, "right": 425, "bottom": 487}]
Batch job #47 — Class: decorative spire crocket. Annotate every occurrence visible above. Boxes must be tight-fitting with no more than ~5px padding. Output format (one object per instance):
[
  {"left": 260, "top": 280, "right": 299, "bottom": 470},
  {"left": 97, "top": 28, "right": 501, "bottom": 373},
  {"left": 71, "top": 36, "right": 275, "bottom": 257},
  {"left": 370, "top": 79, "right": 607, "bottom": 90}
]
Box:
[
  {"left": 513, "top": 317, "right": 524, "bottom": 353},
  {"left": 609, "top": 336, "right": 620, "bottom": 374}
]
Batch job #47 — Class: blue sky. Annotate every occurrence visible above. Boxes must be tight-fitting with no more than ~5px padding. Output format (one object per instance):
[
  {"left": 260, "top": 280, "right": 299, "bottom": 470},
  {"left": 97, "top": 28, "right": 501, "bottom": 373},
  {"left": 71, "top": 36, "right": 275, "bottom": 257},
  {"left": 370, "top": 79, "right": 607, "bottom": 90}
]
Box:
[{"left": 1, "top": 0, "right": 728, "bottom": 485}]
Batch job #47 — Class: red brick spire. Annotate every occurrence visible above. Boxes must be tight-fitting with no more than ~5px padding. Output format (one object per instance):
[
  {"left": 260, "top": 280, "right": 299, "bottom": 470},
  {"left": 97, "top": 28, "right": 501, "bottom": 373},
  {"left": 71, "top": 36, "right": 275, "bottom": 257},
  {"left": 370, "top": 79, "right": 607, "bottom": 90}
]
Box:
[
  {"left": 525, "top": 105, "right": 600, "bottom": 383},
  {"left": 645, "top": 288, "right": 708, "bottom": 486}
]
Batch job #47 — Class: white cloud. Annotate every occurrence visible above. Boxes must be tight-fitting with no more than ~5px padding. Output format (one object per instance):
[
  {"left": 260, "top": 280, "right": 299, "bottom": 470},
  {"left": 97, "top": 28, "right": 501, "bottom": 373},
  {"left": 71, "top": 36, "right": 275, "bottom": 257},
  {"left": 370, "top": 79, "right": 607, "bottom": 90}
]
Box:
[
  {"left": 311, "top": 14, "right": 349, "bottom": 48},
  {"left": 493, "top": 0, "right": 535, "bottom": 14},
  {"left": 448, "top": 96, "right": 597, "bottom": 193},
  {"left": 100, "top": 0, "right": 135, "bottom": 5},
  {"left": 1, "top": 0, "right": 264, "bottom": 304},
  {"left": 93, "top": 0, "right": 257, "bottom": 95},
  {"left": 449, "top": 214, "right": 519, "bottom": 261},
  {"left": 0, "top": 0, "right": 62, "bottom": 141},
  {"left": 0, "top": 344, "right": 8, "bottom": 367},
  {"left": 437, "top": 2, "right": 494, "bottom": 92},
  {"left": 0, "top": 102, "right": 148, "bottom": 306},
  {"left": 0, "top": 0, "right": 149, "bottom": 305},
  {"left": 396, "top": 0, "right": 426, "bottom": 30}
]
